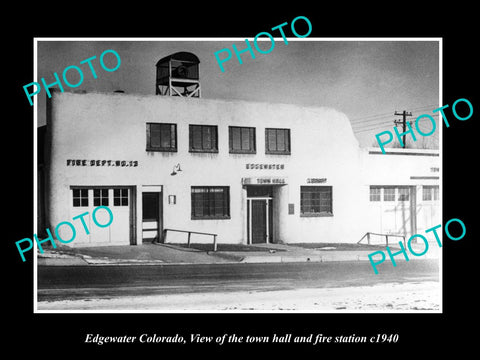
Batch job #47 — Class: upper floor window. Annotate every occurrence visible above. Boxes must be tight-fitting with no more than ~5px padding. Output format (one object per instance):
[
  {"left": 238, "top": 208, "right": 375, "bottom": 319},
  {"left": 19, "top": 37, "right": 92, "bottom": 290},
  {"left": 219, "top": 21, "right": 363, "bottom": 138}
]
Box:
[
  {"left": 189, "top": 125, "right": 218, "bottom": 153},
  {"left": 265, "top": 128, "right": 291, "bottom": 154},
  {"left": 146, "top": 123, "right": 177, "bottom": 152},
  {"left": 229, "top": 126, "right": 256, "bottom": 154}
]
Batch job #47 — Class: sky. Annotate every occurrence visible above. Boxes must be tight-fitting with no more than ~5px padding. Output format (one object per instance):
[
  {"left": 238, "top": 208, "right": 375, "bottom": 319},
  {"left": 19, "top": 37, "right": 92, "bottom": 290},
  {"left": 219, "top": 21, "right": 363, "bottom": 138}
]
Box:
[{"left": 35, "top": 39, "right": 440, "bottom": 148}]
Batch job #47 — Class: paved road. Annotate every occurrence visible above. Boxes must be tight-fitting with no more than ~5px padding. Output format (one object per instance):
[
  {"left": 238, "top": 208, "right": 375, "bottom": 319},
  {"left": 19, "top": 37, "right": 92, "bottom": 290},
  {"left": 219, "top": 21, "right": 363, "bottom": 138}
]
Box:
[{"left": 37, "top": 260, "right": 439, "bottom": 302}]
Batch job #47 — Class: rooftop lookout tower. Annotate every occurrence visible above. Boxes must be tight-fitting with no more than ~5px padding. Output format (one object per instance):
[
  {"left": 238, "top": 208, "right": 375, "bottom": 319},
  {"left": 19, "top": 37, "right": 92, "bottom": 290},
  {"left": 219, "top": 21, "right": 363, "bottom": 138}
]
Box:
[{"left": 155, "top": 51, "right": 201, "bottom": 98}]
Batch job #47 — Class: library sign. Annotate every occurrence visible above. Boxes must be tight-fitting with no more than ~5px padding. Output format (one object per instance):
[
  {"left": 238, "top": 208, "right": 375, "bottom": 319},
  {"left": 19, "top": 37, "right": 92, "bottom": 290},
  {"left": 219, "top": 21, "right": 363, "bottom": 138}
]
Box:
[{"left": 306, "top": 178, "right": 327, "bottom": 184}]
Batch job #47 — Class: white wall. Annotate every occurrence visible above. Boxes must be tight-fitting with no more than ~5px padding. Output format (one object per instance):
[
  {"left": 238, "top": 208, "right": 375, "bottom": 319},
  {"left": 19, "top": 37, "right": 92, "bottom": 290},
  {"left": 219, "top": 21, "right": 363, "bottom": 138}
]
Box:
[
  {"left": 360, "top": 148, "right": 440, "bottom": 241},
  {"left": 46, "top": 91, "right": 439, "bottom": 246}
]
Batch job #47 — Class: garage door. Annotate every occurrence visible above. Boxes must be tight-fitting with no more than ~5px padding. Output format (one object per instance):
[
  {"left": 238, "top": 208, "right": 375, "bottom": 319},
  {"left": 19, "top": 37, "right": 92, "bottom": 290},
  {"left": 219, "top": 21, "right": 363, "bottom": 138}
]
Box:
[
  {"left": 369, "top": 186, "right": 413, "bottom": 238},
  {"left": 66, "top": 187, "right": 132, "bottom": 246},
  {"left": 417, "top": 185, "right": 440, "bottom": 234}
]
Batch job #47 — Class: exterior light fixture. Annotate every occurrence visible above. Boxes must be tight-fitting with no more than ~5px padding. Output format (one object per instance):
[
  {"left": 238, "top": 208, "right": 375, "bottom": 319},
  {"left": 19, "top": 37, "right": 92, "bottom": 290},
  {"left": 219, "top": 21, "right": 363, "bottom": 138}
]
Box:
[{"left": 170, "top": 163, "right": 182, "bottom": 176}]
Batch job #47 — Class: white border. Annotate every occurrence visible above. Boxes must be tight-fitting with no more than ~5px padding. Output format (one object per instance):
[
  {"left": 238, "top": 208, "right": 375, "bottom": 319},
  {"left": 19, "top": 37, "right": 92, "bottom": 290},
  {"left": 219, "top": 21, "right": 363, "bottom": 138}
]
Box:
[{"left": 33, "top": 37, "right": 443, "bottom": 314}]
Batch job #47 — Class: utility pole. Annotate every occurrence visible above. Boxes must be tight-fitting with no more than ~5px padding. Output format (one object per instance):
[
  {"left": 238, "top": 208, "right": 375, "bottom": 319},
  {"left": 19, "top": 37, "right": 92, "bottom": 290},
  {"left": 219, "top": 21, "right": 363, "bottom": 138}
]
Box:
[{"left": 394, "top": 110, "right": 413, "bottom": 148}]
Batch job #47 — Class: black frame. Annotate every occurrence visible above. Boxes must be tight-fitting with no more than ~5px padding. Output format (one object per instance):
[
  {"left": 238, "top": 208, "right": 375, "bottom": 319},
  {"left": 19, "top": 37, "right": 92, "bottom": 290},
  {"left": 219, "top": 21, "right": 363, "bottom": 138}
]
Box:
[
  {"left": 114, "top": 188, "right": 129, "bottom": 206},
  {"left": 93, "top": 188, "right": 109, "bottom": 206},
  {"left": 191, "top": 186, "right": 230, "bottom": 219},
  {"left": 146, "top": 123, "right": 177, "bottom": 152},
  {"left": 369, "top": 186, "right": 381, "bottom": 202},
  {"left": 300, "top": 186, "right": 333, "bottom": 217},
  {"left": 265, "top": 128, "right": 291, "bottom": 154},
  {"left": 73, "top": 188, "right": 89, "bottom": 207},
  {"left": 189, "top": 125, "right": 219, "bottom": 153},
  {"left": 229, "top": 126, "right": 256, "bottom": 154}
]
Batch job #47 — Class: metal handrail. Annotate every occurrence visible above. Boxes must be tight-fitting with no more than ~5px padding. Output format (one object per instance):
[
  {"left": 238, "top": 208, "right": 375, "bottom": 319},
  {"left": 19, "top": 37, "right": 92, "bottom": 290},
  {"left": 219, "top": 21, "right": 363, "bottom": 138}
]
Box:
[
  {"left": 161, "top": 228, "right": 218, "bottom": 252},
  {"left": 358, "top": 232, "right": 406, "bottom": 247}
]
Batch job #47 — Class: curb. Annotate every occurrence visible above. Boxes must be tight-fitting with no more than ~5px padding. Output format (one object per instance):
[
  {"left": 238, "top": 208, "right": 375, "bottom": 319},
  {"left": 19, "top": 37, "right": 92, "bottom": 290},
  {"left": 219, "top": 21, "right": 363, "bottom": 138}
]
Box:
[
  {"left": 36, "top": 247, "right": 440, "bottom": 266},
  {"left": 206, "top": 251, "right": 245, "bottom": 262}
]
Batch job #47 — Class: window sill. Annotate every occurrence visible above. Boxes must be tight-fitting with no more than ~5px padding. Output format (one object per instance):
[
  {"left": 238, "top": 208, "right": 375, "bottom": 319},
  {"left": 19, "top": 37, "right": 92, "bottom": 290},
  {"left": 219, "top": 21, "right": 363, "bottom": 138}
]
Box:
[
  {"left": 146, "top": 148, "right": 178, "bottom": 152},
  {"left": 189, "top": 149, "right": 219, "bottom": 154},
  {"left": 265, "top": 151, "right": 291, "bottom": 155},
  {"left": 191, "top": 216, "right": 231, "bottom": 220},
  {"left": 229, "top": 150, "right": 256, "bottom": 155},
  {"left": 300, "top": 213, "right": 333, "bottom": 218}
]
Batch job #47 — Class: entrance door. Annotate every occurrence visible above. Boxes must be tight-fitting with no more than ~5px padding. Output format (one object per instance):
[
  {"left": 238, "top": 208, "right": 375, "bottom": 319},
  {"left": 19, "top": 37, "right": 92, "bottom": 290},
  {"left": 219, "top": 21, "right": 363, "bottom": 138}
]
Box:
[
  {"left": 142, "top": 192, "right": 162, "bottom": 243},
  {"left": 251, "top": 200, "right": 267, "bottom": 244},
  {"left": 248, "top": 198, "right": 272, "bottom": 244}
]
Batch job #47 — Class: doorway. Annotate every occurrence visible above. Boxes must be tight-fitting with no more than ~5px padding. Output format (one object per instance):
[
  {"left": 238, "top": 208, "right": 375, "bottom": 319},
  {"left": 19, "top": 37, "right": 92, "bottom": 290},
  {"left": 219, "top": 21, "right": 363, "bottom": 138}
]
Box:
[
  {"left": 142, "top": 192, "right": 162, "bottom": 243},
  {"left": 247, "top": 197, "right": 273, "bottom": 244}
]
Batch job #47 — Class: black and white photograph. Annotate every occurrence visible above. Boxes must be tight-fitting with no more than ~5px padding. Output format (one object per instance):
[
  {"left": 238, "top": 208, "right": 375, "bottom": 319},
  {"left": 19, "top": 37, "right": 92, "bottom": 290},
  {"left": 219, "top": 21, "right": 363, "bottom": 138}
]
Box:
[
  {"left": 33, "top": 38, "right": 442, "bottom": 313},
  {"left": 6, "top": 6, "right": 477, "bottom": 354}
]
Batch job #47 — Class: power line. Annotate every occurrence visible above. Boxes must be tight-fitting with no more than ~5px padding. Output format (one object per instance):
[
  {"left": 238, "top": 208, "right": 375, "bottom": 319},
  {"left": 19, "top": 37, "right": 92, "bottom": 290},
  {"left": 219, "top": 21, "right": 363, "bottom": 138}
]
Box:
[
  {"left": 354, "top": 125, "right": 395, "bottom": 133},
  {"left": 350, "top": 116, "right": 395, "bottom": 125},
  {"left": 350, "top": 113, "right": 395, "bottom": 122},
  {"left": 350, "top": 104, "right": 439, "bottom": 123},
  {"left": 353, "top": 114, "right": 441, "bottom": 130},
  {"left": 351, "top": 122, "right": 393, "bottom": 132}
]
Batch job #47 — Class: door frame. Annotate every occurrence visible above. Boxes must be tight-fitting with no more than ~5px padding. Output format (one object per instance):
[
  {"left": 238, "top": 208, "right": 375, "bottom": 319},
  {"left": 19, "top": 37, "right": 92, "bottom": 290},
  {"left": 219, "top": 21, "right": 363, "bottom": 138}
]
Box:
[
  {"left": 142, "top": 191, "right": 163, "bottom": 243},
  {"left": 247, "top": 196, "right": 272, "bottom": 244}
]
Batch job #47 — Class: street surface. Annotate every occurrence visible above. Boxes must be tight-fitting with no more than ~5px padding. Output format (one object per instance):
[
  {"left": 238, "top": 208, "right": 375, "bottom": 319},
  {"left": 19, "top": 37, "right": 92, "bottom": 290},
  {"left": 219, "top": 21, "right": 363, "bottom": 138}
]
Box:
[{"left": 37, "top": 260, "right": 440, "bottom": 311}]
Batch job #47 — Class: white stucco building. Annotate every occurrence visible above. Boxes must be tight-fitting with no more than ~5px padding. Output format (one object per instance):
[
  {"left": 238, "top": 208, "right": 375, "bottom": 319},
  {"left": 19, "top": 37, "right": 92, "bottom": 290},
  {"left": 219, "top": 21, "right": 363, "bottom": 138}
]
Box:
[{"left": 38, "top": 52, "right": 440, "bottom": 248}]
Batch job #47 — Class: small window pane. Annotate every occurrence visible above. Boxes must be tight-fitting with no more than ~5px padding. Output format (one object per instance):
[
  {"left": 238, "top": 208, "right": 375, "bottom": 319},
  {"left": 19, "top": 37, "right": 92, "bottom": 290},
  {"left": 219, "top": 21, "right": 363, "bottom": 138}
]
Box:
[
  {"left": 268, "top": 130, "right": 276, "bottom": 151},
  {"left": 160, "top": 128, "right": 171, "bottom": 148},
  {"left": 232, "top": 127, "right": 241, "bottom": 149},
  {"left": 398, "top": 187, "right": 409, "bottom": 201},
  {"left": 370, "top": 186, "right": 381, "bottom": 201},
  {"left": 150, "top": 124, "right": 161, "bottom": 148},
  {"left": 423, "top": 185, "right": 439, "bottom": 201},
  {"left": 114, "top": 188, "right": 129, "bottom": 207},
  {"left": 277, "top": 130, "right": 285, "bottom": 151},
  {"left": 384, "top": 187, "right": 395, "bottom": 201},
  {"left": 203, "top": 127, "right": 212, "bottom": 148},
  {"left": 93, "top": 188, "right": 109, "bottom": 206},
  {"left": 193, "top": 127, "right": 202, "bottom": 149},
  {"left": 73, "top": 188, "right": 89, "bottom": 207},
  {"left": 241, "top": 128, "right": 250, "bottom": 150}
]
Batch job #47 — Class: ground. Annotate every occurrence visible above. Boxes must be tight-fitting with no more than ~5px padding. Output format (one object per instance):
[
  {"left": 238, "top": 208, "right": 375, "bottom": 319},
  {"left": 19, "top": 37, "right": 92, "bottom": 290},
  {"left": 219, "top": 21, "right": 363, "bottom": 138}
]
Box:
[{"left": 37, "top": 281, "right": 440, "bottom": 312}]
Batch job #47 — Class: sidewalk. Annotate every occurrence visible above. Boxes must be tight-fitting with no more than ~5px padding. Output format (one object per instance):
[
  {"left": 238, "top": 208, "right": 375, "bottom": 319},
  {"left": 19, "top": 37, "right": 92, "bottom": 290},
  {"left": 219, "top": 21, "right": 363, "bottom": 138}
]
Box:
[{"left": 37, "top": 241, "right": 440, "bottom": 266}]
